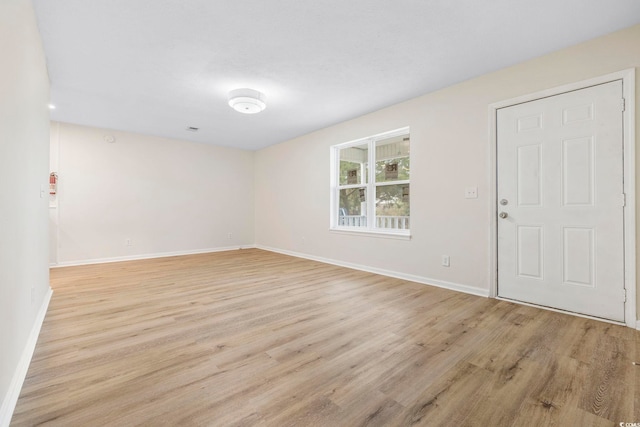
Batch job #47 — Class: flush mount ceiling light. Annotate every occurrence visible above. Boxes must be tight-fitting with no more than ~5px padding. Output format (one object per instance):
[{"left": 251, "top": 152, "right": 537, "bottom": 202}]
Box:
[{"left": 228, "top": 88, "right": 266, "bottom": 114}]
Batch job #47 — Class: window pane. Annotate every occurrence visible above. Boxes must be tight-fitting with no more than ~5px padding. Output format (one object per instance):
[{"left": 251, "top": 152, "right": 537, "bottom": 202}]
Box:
[
  {"left": 339, "top": 143, "right": 368, "bottom": 185},
  {"left": 375, "top": 134, "right": 410, "bottom": 183},
  {"left": 376, "top": 184, "right": 410, "bottom": 229},
  {"left": 338, "top": 187, "right": 367, "bottom": 227}
]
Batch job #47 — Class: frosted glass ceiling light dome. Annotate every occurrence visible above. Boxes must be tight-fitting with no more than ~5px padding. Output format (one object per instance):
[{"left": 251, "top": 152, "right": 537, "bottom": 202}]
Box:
[{"left": 228, "top": 88, "right": 266, "bottom": 114}]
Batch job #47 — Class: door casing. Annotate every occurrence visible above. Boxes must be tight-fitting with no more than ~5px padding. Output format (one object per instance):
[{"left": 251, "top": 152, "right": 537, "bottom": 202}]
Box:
[{"left": 488, "top": 69, "right": 636, "bottom": 328}]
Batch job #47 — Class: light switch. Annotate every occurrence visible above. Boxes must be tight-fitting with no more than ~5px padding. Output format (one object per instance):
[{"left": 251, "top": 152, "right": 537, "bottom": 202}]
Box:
[{"left": 465, "top": 186, "right": 478, "bottom": 199}]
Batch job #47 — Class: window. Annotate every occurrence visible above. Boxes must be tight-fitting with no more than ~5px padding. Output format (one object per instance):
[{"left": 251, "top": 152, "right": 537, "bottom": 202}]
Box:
[{"left": 331, "top": 127, "right": 410, "bottom": 237}]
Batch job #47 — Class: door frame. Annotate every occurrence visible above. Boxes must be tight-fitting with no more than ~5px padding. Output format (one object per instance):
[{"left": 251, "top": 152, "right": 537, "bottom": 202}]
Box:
[{"left": 488, "top": 69, "right": 636, "bottom": 328}]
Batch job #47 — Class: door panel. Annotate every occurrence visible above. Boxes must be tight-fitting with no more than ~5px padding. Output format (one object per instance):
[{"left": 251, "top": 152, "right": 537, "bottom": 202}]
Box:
[
  {"left": 516, "top": 225, "right": 543, "bottom": 279},
  {"left": 562, "top": 136, "right": 594, "bottom": 206},
  {"left": 497, "top": 80, "right": 625, "bottom": 322},
  {"left": 562, "top": 227, "right": 594, "bottom": 287},
  {"left": 517, "top": 144, "right": 542, "bottom": 206}
]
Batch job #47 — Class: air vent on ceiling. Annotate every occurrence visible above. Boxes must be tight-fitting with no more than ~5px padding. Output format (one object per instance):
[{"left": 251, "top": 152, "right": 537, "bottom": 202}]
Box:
[{"left": 186, "top": 127, "right": 199, "bottom": 132}]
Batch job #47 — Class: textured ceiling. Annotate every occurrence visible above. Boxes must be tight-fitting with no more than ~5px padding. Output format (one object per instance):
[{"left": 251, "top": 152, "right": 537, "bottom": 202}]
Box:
[{"left": 34, "top": 0, "right": 640, "bottom": 150}]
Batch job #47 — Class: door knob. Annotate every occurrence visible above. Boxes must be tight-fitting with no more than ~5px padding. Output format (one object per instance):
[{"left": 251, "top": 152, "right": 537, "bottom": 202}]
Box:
[
  {"left": 499, "top": 212, "right": 508, "bottom": 219},
  {"left": 500, "top": 199, "right": 508, "bottom": 206}
]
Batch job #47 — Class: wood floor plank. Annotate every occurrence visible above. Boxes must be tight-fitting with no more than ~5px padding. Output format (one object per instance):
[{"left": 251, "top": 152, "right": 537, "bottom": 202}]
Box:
[
  {"left": 11, "top": 249, "right": 639, "bottom": 426},
  {"left": 579, "top": 333, "right": 634, "bottom": 422},
  {"left": 397, "top": 361, "right": 493, "bottom": 427}
]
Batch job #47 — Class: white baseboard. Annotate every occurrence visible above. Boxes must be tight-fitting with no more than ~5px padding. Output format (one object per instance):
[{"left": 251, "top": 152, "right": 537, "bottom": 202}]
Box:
[
  {"left": 0, "top": 287, "right": 53, "bottom": 427},
  {"left": 636, "top": 320, "right": 640, "bottom": 331},
  {"left": 256, "top": 245, "right": 489, "bottom": 298},
  {"left": 50, "top": 245, "right": 257, "bottom": 268}
]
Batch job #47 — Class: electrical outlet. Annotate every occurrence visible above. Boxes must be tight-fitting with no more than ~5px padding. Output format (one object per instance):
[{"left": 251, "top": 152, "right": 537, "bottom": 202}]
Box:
[
  {"left": 228, "top": 232, "right": 232, "bottom": 240},
  {"left": 442, "top": 255, "right": 450, "bottom": 267},
  {"left": 126, "top": 238, "right": 132, "bottom": 246}
]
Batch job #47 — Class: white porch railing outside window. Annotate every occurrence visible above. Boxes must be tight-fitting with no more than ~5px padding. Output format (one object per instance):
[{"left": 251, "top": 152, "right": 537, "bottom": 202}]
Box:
[
  {"left": 376, "top": 215, "right": 410, "bottom": 230},
  {"left": 338, "top": 215, "right": 409, "bottom": 230}
]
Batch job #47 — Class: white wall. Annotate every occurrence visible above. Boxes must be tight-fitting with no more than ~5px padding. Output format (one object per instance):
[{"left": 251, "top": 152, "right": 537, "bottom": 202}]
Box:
[
  {"left": 51, "top": 122, "right": 254, "bottom": 265},
  {"left": 0, "top": 0, "right": 51, "bottom": 422},
  {"left": 255, "top": 25, "right": 640, "bottom": 299}
]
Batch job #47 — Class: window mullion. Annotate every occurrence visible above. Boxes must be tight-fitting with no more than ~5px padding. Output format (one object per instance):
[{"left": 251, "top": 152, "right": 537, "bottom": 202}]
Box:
[
  {"left": 367, "top": 139, "right": 376, "bottom": 230},
  {"left": 375, "top": 179, "right": 410, "bottom": 187},
  {"left": 335, "top": 146, "right": 342, "bottom": 228},
  {"left": 338, "top": 184, "right": 368, "bottom": 190}
]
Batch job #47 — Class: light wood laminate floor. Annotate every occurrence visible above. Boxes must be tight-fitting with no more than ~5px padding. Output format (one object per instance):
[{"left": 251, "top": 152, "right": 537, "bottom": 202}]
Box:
[{"left": 11, "top": 249, "right": 640, "bottom": 426}]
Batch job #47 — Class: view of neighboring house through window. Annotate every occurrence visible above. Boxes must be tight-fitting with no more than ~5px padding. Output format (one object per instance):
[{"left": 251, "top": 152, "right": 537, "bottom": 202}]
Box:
[{"left": 331, "top": 127, "right": 410, "bottom": 235}]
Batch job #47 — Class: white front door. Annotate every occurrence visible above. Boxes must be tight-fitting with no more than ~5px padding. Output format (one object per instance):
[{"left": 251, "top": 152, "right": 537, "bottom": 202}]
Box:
[{"left": 497, "top": 80, "right": 625, "bottom": 322}]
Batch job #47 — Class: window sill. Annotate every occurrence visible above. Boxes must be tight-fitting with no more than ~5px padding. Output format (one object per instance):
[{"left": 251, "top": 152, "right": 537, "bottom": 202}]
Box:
[{"left": 329, "top": 227, "right": 411, "bottom": 240}]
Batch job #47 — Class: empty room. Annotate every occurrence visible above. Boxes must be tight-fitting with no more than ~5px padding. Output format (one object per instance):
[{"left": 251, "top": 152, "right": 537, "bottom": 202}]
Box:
[{"left": 2, "top": 0, "right": 640, "bottom": 426}]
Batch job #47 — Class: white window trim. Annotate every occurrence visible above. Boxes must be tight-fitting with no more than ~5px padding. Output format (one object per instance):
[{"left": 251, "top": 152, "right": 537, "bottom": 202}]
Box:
[
  {"left": 329, "top": 227, "right": 412, "bottom": 240},
  {"left": 330, "top": 126, "right": 411, "bottom": 238}
]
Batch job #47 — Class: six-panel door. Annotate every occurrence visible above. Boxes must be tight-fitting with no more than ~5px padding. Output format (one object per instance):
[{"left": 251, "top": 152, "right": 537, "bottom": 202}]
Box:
[{"left": 497, "top": 80, "right": 625, "bottom": 322}]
